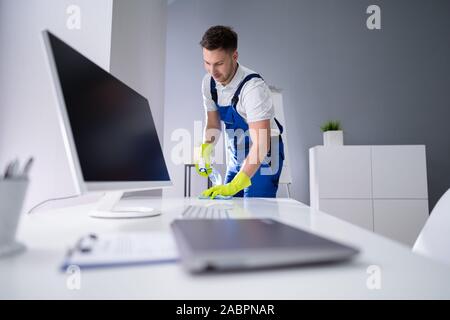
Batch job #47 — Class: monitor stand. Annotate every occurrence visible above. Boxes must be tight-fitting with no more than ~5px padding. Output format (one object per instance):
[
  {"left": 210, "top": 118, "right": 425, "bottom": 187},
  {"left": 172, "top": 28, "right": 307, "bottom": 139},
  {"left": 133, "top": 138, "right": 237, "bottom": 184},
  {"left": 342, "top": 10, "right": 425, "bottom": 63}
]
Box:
[
  {"left": 89, "top": 191, "right": 161, "bottom": 219},
  {"left": 0, "top": 241, "right": 26, "bottom": 258}
]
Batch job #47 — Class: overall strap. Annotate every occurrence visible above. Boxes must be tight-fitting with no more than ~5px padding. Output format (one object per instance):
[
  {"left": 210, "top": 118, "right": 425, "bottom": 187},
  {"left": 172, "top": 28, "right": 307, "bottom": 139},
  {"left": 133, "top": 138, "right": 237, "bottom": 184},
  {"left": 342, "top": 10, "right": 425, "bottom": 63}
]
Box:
[
  {"left": 210, "top": 77, "right": 218, "bottom": 104},
  {"left": 274, "top": 117, "right": 284, "bottom": 135},
  {"left": 231, "top": 73, "right": 263, "bottom": 107},
  {"left": 229, "top": 73, "right": 285, "bottom": 136},
  {"left": 209, "top": 73, "right": 263, "bottom": 106}
]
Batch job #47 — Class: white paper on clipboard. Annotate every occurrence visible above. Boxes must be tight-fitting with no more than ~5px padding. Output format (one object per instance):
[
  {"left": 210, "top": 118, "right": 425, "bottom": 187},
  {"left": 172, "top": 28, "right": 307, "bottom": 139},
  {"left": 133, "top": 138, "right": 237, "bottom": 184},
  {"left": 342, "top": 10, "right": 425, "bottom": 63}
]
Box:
[{"left": 61, "top": 232, "right": 179, "bottom": 270}]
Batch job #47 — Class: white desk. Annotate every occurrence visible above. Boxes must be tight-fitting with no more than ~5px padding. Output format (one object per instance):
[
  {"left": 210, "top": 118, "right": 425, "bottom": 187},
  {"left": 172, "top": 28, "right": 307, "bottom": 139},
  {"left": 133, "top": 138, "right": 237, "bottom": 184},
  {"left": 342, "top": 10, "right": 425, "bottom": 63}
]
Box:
[{"left": 1, "top": 197, "right": 449, "bottom": 299}]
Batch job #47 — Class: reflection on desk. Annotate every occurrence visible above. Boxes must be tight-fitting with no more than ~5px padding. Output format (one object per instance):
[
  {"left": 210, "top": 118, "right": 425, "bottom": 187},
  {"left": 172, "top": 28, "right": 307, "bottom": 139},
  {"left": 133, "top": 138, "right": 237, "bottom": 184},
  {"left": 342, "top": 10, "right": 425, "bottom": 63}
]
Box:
[{"left": 1, "top": 197, "right": 450, "bottom": 299}]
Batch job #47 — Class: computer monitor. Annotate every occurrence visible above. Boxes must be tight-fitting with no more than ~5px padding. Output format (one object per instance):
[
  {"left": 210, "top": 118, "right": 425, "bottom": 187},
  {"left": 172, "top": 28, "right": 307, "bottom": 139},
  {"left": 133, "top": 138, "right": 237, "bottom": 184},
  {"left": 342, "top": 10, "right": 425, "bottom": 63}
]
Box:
[{"left": 42, "top": 30, "right": 172, "bottom": 218}]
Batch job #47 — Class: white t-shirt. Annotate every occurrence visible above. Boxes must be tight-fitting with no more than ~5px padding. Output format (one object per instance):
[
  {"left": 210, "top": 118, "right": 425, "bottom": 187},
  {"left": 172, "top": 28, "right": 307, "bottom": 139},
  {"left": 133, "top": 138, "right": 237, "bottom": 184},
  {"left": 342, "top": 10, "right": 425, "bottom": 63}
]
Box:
[{"left": 202, "top": 64, "right": 280, "bottom": 135}]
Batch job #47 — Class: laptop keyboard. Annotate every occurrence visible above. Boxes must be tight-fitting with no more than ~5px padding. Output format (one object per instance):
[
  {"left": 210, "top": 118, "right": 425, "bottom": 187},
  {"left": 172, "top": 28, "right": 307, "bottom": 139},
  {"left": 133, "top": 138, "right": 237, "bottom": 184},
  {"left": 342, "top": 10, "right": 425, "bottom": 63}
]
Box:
[{"left": 181, "top": 205, "right": 231, "bottom": 219}]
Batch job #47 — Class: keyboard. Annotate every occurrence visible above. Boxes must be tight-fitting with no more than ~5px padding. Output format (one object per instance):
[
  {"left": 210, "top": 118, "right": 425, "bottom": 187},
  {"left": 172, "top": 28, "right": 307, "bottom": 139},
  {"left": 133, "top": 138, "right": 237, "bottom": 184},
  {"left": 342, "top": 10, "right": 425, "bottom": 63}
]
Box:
[{"left": 181, "top": 205, "right": 231, "bottom": 219}]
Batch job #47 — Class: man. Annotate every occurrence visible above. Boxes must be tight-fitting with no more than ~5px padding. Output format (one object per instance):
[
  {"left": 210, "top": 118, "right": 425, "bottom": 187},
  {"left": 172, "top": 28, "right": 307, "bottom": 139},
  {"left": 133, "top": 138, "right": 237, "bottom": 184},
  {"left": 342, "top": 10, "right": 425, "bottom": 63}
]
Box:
[{"left": 196, "top": 25, "right": 284, "bottom": 199}]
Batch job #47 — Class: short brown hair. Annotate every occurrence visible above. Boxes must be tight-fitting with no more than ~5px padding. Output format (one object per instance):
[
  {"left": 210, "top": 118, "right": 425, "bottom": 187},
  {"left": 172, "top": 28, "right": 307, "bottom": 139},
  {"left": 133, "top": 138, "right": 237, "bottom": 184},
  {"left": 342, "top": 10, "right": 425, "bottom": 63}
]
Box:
[{"left": 200, "top": 25, "right": 238, "bottom": 51}]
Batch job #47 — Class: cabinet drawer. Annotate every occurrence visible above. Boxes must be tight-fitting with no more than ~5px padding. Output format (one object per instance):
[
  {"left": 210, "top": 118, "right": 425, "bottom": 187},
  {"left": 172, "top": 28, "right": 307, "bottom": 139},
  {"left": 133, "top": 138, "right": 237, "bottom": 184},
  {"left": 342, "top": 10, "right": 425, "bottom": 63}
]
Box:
[
  {"left": 312, "top": 146, "right": 372, "bottom": 199},
  {"left": 372, "top": 146, "right": 428, "bottom": 199},
  {"left": 319, "top": 199, "right": 373, "bottom": 231},
  {"left": 373, "top": 199, "right": 429, "bottom": 246}
]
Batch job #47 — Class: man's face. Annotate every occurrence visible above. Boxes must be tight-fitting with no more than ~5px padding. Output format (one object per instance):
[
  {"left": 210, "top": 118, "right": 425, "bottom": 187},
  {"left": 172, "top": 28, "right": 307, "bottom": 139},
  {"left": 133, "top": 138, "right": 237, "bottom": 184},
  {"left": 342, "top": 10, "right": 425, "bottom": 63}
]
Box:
[{"left": 203, "top": 48, "right": 238, "bottom": 85}]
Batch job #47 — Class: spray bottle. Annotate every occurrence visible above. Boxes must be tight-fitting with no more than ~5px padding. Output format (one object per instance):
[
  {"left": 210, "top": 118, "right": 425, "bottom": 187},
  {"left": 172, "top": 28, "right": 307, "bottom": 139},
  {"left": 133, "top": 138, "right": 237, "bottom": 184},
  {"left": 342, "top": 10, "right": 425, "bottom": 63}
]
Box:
[{"left": 198, "top": 159, "right": 222, "bottom": 186}]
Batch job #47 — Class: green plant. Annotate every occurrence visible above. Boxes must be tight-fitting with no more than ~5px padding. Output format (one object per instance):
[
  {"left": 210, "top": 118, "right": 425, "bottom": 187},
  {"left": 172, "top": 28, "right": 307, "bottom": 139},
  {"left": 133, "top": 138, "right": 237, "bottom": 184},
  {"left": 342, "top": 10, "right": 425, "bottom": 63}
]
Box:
[{"left": 320, "top": 120, "right": 342, "bottom": 132}]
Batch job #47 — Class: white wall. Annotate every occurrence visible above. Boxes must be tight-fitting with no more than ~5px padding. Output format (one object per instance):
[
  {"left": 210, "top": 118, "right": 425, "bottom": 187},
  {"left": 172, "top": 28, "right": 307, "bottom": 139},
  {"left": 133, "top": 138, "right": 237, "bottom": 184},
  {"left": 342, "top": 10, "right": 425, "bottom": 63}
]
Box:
[
  {"left": 110, "top": 0, "right": 167, "bottom": 141},
  {"left": 0, "top": 0, "right": 114, "bottom": 212}
]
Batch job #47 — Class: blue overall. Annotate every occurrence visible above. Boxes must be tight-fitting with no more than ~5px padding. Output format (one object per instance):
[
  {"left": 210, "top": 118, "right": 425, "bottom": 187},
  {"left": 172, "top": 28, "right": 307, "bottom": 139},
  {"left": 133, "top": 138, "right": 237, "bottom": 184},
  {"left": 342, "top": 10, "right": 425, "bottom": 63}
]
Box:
[{"left": 210, "top": 74, "right": 285, "bottom": 197}]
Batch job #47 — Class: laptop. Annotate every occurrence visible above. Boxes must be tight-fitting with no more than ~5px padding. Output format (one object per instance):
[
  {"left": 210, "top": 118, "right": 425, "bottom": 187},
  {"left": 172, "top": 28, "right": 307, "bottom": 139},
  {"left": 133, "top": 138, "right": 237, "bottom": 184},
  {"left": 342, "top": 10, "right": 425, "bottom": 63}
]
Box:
[{"left": 171, "top": 218, "right": 359, "bottom": 273}]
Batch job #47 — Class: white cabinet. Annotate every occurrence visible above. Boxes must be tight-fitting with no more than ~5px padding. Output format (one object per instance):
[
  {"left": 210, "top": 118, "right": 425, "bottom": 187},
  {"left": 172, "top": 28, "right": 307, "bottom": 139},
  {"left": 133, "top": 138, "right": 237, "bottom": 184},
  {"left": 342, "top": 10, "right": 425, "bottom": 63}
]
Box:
[
  {"left": 371, "top": 146, "right": 428, "bottom": 199},
  {"left": 319, "top": 199, "right": 374, "bottom": 231},
  {"left": 309, "top": 145, "right": 429, "bottom": 246},
  {"left": 373, "top": 199, "right": 429, "bottom": 246},
  {"left": 314, "top": 146, "right": 372, "bottom": 199}
]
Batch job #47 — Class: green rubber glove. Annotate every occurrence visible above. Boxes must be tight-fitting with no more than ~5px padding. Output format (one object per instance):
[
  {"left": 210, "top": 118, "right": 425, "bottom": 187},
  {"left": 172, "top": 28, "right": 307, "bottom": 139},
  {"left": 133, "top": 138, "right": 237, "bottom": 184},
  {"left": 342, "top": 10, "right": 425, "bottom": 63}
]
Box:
[
  {"left": 195, "top": 143, "right": 213, "bottom": 177},
  {"left": 202, "top": 171, "right": 251, "bottom": 199}
]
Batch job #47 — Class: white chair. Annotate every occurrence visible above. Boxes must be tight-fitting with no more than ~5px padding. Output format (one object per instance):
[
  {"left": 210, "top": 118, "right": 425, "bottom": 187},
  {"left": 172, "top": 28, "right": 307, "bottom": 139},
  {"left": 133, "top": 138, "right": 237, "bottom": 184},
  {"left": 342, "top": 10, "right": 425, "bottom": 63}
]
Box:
[
  {"left": 270, "top": 87, "right": 292, "bottom": 198},
  {"left": 413, "top": 188, "right": 450, "bottom": 266}
]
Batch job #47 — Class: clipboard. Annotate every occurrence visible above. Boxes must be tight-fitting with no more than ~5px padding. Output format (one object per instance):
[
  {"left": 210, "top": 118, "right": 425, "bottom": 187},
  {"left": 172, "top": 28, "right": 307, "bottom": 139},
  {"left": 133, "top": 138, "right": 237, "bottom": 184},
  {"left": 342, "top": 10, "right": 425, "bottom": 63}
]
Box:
[{"left": 61, "top": 232, "right": 179, "bottom": 271}]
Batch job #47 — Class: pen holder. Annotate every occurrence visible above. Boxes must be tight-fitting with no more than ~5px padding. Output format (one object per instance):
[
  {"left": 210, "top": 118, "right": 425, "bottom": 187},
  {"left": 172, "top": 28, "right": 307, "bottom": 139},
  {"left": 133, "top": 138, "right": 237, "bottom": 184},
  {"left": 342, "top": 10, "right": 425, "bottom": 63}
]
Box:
[{"left": 0, "top": 178, "right": 29, "bottom": 258}]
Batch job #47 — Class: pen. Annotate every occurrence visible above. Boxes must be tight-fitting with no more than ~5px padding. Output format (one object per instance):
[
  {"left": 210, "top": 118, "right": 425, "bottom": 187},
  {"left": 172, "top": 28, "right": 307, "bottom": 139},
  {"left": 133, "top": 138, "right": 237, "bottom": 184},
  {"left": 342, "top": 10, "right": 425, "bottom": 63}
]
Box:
[
  {"left": 22, "top": 157, "right": 34, "bottom": 177},
  {"left": 4, "top": 159, "right": 19, "bottom": 179},
  {"left": 77, "top": 234, "right": 98, "bottom": 253},
  {"left": 3, "top": 161, "right": 12, "bottom": 179}
]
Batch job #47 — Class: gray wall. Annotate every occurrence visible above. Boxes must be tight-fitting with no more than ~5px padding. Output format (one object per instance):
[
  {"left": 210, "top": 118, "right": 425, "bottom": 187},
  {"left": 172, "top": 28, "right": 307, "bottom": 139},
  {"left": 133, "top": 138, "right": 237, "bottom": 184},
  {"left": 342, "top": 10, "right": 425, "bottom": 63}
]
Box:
[
  {"left": 0, "top": 0, "right": 114, "bottom": 212},
  {"left": 110, "top": 0, "right": 167, "bottom": 141},
  {"left": 110, "top": 0, "right": 168, "bottom": 198},
  {"left": 163, "top": 0, "right": 450, "bottom": 210}
]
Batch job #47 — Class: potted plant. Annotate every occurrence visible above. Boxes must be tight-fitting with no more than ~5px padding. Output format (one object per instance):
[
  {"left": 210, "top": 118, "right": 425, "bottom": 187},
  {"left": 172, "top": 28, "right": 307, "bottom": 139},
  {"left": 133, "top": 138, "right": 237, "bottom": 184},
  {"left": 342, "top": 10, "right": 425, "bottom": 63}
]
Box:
[{"left": 321, "top": 120, "right": 344, "bottom": 146}]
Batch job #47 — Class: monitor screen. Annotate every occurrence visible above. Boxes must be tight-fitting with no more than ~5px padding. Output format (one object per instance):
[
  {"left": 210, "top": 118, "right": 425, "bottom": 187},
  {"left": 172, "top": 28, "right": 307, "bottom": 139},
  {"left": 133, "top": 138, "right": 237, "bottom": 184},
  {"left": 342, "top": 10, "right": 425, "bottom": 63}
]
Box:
[{"left": 46, "top": 31, "right": 170, "bottom": 183}]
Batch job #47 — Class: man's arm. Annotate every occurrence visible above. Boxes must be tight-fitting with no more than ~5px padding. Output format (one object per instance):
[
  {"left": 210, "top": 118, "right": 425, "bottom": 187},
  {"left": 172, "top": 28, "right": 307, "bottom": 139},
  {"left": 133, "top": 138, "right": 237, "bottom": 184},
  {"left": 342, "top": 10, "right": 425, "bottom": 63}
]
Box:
[
  {"left": 240, "top": 119, "right": 271, "bottom": 178},
  {"left": 200, "top": 119, "right": 270, "bottom": 198},
  {"left": 204, "top": 110, "right": 221, "bottom": 144}
]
